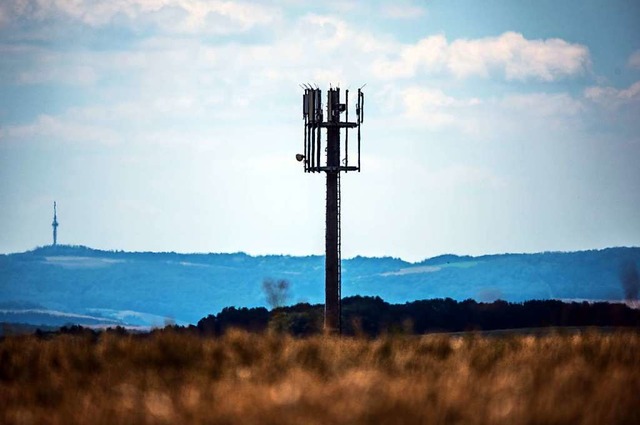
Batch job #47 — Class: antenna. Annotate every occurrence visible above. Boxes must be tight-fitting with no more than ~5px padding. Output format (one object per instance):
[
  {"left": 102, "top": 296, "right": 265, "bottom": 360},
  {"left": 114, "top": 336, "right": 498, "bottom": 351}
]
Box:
[
  {"left": 52, "top": 201, "right": 59, "bottom": 247},
  {"left": 297, "top": 85, "right": 365, "bottom": 334}
]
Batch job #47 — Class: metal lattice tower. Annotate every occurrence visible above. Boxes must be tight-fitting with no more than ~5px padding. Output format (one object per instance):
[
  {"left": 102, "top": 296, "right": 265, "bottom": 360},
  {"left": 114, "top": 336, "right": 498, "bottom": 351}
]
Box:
[
  {"left": 298, "top": 86, "right": 364, "bottom": 334},
  {"left": 52, "top": 201, "right": 59, "bottom": 246}
]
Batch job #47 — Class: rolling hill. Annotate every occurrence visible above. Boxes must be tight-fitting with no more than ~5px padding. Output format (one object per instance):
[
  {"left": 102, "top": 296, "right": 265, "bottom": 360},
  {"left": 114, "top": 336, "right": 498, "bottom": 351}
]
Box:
[{"left": 0, "top": 245, "right": 638, "bottom": 327}]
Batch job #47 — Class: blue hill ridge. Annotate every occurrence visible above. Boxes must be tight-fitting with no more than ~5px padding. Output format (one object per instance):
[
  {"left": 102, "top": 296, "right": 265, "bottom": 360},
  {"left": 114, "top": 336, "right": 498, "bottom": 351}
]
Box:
[{"left": 0, "top": 245, "right": 638, "bottom": 327}]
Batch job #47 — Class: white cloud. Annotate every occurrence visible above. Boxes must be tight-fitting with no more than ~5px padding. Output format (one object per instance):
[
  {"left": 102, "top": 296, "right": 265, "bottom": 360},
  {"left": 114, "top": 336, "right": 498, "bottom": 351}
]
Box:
[
  {"left": 393, "top": 88, "right": 588, "bottom": 138},
  {"left": 400, "top": 87, "right": 481, "bottom": 128},
  {"left": 292, "top": 14, "right": 392, "bottom": 56},
  {"left": 463, "top": 92, "right": 586, "bottom": 138},
  {"left": 584, "top": 81, "right": 640, "bottom": 108},
  {"left": 0, "top": 114, "right": 121, "bottom": 145},
  {"left": 380, "top": 4, "right": 426, "bottom": 19},
  {"left": 0, "top": 9, "right": 598, "bottom": 153},
  {"left": 2, "top": 9, "right": 589, "bottom": 100},
  {"left": 373, "top": 32, "right": 590, "bottom": 81},
  {"left": 0, "top": 9, "right": 598, "bottom": 151},
  {"left": 628, "top": 50, "right": 640, "bottom": 70},
  {"left": 18, "top": 64, "right": 99, "bottom": 85},
  {"left": 1, "top": 0, "right": 280, "bottom": 34},
  {"left": 373, "top": 35, "right": 448, "bottom": 79},
  {"left": 500, "top": 93, "right": 584, "bottom": 117}
]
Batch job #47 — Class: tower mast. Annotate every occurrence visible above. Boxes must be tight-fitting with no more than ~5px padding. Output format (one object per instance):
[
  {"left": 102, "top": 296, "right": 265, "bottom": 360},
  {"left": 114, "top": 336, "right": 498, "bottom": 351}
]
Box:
[
  {"left": 52, "top": 201, "right": 59, "bottom": 246},
  {"left": 299, "top": 86, "right": 364, "bottom": 334}
]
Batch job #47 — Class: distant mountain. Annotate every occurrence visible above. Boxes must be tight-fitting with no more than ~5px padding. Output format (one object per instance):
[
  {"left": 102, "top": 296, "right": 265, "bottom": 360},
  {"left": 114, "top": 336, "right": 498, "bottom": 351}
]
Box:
[{"left": 0, "top": 245, "right": 638, "bottom": 327}]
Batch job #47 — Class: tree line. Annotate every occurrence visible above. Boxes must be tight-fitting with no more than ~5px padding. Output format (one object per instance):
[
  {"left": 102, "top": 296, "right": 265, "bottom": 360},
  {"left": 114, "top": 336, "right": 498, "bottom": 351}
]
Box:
[
  {"left": 195, "top": 296, "right": 640, "bottom": 337},
  {"left": 39, "top": 296, "right": 640, "bottom": 339}
]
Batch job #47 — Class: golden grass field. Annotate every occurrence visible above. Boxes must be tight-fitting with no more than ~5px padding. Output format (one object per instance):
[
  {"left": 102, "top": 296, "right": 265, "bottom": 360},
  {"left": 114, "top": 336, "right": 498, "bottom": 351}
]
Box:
[{"left": 1, "top": 329, "right": 639, "bottom": 424}]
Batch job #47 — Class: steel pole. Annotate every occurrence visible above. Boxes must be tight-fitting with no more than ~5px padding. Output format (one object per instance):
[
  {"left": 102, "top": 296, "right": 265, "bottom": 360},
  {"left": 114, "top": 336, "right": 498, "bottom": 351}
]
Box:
[{"left": 325, "top": 100, "right": 341, "bottom": 334}]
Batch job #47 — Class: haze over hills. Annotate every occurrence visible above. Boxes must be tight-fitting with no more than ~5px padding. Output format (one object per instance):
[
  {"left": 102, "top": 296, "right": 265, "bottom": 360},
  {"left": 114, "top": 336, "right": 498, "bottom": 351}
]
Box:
[{"left": 0, "top": 245, "right": 638, "bottom": 328}]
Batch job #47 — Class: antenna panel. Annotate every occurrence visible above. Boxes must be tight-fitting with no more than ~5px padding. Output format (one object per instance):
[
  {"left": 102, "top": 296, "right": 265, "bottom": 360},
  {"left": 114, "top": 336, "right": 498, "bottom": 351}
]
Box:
[
  {"left": 314, "top": 89, "right": 322, "bottom": 123},
  {"left": 303, "top": 93, "right": 308, "bottom": 120},
  {"left": 356, "top": 89, "right": 364, "bottom": 124},
  {"left": 300, "top": 86, "right": 363, "bottom": 173}
]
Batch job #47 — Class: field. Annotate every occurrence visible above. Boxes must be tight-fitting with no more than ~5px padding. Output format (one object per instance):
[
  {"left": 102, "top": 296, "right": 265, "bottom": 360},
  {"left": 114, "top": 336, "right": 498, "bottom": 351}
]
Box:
[{"left": 1, "top": 329, "right": 639, "bottom": 424}]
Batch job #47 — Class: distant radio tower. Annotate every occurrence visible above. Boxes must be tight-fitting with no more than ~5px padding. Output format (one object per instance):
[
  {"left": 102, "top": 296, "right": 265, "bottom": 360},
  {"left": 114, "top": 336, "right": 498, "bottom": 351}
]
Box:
[{"left": 52, "top": 201, "right": 59, "bottom": 246}]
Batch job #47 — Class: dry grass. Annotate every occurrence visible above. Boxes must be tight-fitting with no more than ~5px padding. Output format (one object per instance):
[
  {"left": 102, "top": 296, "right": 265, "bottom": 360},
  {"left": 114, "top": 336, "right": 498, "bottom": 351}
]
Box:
[{"left": 1, "top": 329, "right": 639, "bottom": 424}]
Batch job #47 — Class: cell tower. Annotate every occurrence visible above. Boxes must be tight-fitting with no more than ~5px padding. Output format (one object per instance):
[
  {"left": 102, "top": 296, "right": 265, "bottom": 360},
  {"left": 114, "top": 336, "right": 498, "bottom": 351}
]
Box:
[
  {"left": 297, "top": 85, "right": 364, "bottom": 334},
  {"left": 52, "top": 201, "right": 59, "bottom": 246}
]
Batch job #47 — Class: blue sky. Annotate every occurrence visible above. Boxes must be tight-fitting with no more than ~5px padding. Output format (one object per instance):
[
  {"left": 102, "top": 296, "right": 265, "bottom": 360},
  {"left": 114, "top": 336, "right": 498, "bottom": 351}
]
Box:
[{"left": 0, "top": 0, "right": 639, "bottom": 261}]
